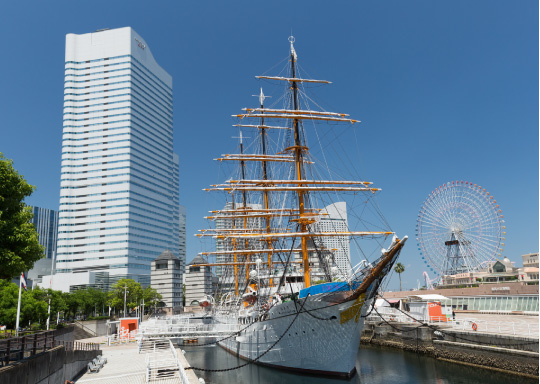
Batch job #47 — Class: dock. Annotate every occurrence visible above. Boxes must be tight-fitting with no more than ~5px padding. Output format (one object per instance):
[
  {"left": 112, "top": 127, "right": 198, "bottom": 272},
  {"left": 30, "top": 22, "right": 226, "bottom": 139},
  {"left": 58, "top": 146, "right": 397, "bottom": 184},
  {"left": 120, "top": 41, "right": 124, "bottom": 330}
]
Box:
[{"left": 74, "top": 337, "right": 201, "bottom": 384}]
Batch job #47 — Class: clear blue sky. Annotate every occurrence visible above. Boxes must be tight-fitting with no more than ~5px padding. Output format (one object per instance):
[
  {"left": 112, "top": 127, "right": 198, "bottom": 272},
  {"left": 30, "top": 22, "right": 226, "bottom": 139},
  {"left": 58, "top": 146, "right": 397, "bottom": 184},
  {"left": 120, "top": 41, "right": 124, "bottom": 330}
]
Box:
[{"left": 1, "top": 1, "right": 537, "bottom": 291}]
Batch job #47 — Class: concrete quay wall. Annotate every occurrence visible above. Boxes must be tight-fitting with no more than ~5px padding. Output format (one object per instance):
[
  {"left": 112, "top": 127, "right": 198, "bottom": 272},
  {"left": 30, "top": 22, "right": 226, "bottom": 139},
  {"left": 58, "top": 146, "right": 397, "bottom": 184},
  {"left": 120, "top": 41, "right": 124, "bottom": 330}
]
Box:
[
  {"left": 0, "top": 346, "right": 100, "bottom": 384},
  {"left": 361, "top": 322, "right": 539, "bottom": 378}
]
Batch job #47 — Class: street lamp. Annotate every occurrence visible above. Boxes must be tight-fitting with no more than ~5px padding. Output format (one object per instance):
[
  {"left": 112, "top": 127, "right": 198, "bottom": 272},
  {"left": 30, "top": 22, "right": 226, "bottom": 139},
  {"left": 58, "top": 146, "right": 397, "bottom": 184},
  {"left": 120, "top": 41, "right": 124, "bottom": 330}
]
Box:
[{"left": 123, "top": 285, "right": 129, "bottom": 317}]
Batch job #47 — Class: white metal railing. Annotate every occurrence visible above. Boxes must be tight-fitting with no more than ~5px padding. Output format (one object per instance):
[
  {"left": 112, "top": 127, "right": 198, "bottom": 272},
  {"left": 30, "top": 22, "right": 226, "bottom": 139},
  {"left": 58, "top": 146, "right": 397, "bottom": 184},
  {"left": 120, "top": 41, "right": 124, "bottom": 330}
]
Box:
[
  {"left": 171, "top": 343, "right": 191, "bottom": 384},
  {"left": 143, "top": 338, "right": 191, "bottom": 383},
  {"left": 367, "top": 312, "right": 539, "bottom": 338},
  {"left": 107, "top": 329, "right": 138, "bottom": 345},
  {"left": 450, "top": 318, "right": 539, "bottom": 338},
  {"left": 139, "top": 318, "right": 240, "bottom": 338}
]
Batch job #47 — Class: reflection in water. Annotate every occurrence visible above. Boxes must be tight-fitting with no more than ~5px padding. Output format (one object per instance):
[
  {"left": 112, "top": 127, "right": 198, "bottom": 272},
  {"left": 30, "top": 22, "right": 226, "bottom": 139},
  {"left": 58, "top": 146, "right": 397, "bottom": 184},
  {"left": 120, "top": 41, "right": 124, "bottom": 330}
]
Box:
[{"left": 183, "top": 343, "right": 537, "bottom": 384}]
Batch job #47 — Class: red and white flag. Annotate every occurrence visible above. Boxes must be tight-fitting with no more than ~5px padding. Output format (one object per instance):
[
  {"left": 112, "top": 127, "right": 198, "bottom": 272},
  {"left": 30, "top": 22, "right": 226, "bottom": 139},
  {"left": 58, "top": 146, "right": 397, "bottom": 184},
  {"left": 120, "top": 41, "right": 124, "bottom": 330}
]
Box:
[{"left": 20, "top": 273, "right": 27, "bottom": 291}]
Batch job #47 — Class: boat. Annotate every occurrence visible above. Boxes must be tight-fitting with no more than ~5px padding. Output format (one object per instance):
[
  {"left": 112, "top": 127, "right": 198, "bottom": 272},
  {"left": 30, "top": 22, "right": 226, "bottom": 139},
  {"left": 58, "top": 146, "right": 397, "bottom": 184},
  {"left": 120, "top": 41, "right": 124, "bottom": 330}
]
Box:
[{"left": 192, "top": 36, "right": 407, "bottom": 378}]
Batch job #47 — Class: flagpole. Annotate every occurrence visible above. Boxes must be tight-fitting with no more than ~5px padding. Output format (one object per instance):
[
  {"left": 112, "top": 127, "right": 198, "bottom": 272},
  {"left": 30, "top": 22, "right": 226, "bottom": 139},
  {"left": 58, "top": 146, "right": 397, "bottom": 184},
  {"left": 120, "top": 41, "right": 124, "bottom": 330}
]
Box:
[
  {"left": 46, "top": 251, "right": 56, "bottom": 331},
  {"left": 15, "top": 275, "right": 22, "bottom": 337}
]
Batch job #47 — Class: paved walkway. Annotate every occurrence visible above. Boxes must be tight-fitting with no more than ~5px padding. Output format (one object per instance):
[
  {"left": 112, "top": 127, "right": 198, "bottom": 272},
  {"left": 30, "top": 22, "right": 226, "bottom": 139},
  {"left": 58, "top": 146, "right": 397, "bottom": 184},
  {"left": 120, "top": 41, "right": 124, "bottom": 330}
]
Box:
[
  {"left": 372, "top": 310, "right": 539, "bottom": 338},
  {"left": 74, "top": 339, "right": 200, "bottom": 384},
  {"left": 444, "top": 312, "right": 539, "bottom": 338}
]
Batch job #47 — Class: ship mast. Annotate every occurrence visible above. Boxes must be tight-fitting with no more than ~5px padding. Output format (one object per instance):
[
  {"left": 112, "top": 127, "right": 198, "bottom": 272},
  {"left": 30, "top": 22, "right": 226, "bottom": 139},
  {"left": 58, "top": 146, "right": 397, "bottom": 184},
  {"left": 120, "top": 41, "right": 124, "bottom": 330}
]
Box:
[
  {"left": 238, "top": 131, "right": 251, "bottom": 285},
  {"left": 258, "top": 88, "right": 274, "bottom": 287},
  {"left": 199, "top": 37, "right": 399, "bottom": 300},
  {"left": 289, "top": 37, "right": 311, "bottom": 288}
]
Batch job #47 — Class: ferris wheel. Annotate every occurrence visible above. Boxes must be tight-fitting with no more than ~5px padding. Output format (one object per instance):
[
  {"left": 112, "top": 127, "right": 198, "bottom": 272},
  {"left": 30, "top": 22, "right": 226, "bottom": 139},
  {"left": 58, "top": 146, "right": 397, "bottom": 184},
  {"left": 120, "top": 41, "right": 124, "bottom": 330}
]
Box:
[{"left": 416, "top": 181, "right": 506, "bottom": 277}]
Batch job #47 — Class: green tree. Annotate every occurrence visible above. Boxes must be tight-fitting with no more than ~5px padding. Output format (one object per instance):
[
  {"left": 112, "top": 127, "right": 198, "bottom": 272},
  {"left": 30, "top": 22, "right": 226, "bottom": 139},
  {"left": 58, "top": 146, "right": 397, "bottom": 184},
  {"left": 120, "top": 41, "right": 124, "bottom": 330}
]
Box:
[
  {"left": 0, "top": 281, "right": 48, "bottom": 329},
  {"left": 143, "top": 286, "right": 162, "bottom": 313},
  {"left": 0, "top": 153, "right": 44, "bottom": 280},
  {"left": 21, "top": 289, "right": 47, "bottom": 328},
  {"left": 394, "top": 262, "right": 405, "bottom": 291},
  {"left": 72, "top": 289, "right": 93, "bottom": 317},
  {"left": 89, "top": 288, "right": 108, "bottom": 316},
  {"left": 27, "top": 287, "right": 67, "bottom": 326},
  {"left": 108, "top": 279, "right": 143, "bottom": 316},
  {"left": 0, "top": 280, "right": 19, "bottom": 328},
  {"left": 64, "top": 291, "right": 79, "bottom": 320}
]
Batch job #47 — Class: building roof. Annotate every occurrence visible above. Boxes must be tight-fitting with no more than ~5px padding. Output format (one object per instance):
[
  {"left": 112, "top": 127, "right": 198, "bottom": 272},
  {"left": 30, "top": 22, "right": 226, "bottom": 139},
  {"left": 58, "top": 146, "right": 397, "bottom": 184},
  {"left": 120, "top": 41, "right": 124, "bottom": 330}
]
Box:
[
  {"left": 408, "top": 294, "right": 449, "bottom": 301},
  {"left": 155, "top": 249, "right": 179, "bottom": 261},
  {"left": 501, "top": 257, "right": 514, "bottom": 267},
  {"left": 188, "top": 255, "right": 208, "bottom": 266}
]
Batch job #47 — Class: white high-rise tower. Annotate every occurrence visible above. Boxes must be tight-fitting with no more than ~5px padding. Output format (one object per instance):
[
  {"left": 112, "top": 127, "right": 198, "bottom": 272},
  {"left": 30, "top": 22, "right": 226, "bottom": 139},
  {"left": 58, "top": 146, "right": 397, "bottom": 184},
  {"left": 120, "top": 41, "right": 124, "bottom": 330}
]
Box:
[
  {"left": 313, "top": 202, "right": 351, "bottom": 274},
  {"left": 51, "top": 27, "right": 179, "bottom": 291}
]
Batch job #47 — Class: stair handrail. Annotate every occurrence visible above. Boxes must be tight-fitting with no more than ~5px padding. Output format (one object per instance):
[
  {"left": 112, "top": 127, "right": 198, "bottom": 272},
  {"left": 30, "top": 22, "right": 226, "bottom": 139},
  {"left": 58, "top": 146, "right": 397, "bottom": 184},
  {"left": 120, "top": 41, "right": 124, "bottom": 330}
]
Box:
[{"left": 73, "top": 320, "right": 97, "bottom": 337}]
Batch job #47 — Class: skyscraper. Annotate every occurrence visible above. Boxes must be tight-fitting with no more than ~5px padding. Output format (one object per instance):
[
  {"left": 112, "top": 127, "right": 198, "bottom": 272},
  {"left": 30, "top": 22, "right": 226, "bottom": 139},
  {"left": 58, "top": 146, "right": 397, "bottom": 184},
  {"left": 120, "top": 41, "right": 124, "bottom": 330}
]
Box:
[
  {"left": 29, "top": 206, "right": 59, "bottom": 260},
  {"left": 312, "top": 202, "right": 351, "bottom": 275},
  {"left": 52, "top": 27, "right": 179, "bottom": 291},
  {"left": 25, "top": 206, "right": 59, "bottom": 287}
]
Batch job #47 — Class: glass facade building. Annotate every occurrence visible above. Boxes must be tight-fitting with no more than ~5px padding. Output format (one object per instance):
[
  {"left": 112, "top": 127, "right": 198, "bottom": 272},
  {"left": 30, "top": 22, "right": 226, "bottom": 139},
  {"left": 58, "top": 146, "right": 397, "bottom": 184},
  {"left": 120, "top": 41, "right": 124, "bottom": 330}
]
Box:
[
  {"left": 53, "top": 27, "right": 179, "bottom": 291},
  {"left": 29, "top": 206, "right": 59, "bottom": 260},
  {"left": 446, "top": 295, "right": 538, "bottom": 314}
]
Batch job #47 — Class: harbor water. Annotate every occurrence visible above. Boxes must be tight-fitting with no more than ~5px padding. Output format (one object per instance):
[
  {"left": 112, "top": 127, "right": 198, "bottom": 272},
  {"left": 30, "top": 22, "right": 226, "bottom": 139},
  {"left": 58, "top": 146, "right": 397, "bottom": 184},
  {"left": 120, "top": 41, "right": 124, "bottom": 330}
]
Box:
[{"left": 183, "top": 343, "right": 537, "bottom": 384}]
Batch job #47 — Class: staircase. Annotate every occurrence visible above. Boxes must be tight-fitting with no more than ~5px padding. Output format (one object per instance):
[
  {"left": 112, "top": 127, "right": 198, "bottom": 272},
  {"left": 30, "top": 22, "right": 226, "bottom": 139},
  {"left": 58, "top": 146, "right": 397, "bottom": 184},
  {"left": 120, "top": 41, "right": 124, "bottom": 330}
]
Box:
[{"left": 72, "top": 321, "right": 97, "bottom": 340}]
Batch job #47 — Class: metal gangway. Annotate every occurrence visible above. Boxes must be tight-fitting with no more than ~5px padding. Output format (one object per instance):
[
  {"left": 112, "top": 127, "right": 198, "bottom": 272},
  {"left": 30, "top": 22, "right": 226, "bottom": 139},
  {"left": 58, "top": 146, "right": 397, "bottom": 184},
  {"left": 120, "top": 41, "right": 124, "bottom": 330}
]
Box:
[
  {"left": 138, "top": 315, "right": 240, "bottom": 340},
  {"left": 140, "top": 338, "right": 192, "bottom": 383}
]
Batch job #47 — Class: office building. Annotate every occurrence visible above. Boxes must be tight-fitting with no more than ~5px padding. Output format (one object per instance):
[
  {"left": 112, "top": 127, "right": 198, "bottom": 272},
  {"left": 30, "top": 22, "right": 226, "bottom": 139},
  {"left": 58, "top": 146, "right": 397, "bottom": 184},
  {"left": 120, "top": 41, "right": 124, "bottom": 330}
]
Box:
[
  {"left": 24, "top": 206, "right": 59, "bottom": 287},
  {"left": 45, "top": 27, "right": 179, "bottom": 292},
  {"left": 29, "top": 206, "right": 59, "bottom": 260}
]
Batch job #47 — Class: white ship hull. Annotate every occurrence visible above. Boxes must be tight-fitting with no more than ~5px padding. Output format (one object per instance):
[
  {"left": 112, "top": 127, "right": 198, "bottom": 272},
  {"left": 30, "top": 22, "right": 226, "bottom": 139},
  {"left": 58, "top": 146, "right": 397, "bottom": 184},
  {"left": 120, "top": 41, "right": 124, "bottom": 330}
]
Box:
[{"left": 218, "top": 294, "right": 373, "bottom": 377}]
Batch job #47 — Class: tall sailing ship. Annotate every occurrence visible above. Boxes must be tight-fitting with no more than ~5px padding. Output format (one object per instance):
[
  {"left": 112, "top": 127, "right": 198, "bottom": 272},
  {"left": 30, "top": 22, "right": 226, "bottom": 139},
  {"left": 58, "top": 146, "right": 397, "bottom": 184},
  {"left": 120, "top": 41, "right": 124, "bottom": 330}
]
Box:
[{"left": 192, "top": 37, "right": 407, "bottom": 377}]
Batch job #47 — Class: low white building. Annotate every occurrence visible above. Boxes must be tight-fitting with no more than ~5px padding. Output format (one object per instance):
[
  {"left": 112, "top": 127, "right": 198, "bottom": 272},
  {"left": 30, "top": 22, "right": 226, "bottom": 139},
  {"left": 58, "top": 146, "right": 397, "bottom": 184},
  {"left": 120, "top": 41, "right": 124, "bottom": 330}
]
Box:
[
  {"left": 440, "top": 253, "right": 539, "bottom": 287},
  {"left": 520, "top": 252, "right": 539, "bottom": 282},
  {"left": 151, "top": 250, "right": 183, "bottom": 314}
]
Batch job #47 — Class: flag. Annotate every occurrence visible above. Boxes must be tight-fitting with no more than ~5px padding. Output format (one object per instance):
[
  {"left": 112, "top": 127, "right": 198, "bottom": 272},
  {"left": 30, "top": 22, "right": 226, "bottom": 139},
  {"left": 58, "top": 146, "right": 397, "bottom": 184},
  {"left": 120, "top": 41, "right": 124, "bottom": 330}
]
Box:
[{"left": 20, "top": 273, "right": 27, "bottom": 291}]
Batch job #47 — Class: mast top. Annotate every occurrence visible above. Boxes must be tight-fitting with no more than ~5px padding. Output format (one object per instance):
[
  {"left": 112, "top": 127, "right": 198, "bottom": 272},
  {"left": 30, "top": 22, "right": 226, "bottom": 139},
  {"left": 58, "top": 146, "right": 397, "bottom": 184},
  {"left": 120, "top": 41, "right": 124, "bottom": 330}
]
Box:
[
  {"left": 252, "top": 88, "right": 270, "bottom": 106},
  {"left": 289, "top": 35, "right": 297, "bottom": 60},
  {"left": 232, "top": 130, "right": 249, "bottom": 144}
]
